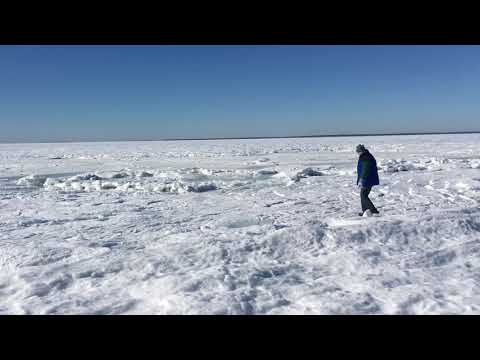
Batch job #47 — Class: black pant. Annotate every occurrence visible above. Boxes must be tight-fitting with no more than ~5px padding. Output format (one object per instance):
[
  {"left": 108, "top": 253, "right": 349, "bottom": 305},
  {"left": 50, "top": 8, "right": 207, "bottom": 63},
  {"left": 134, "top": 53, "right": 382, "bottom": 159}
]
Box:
[{"left": 360, "top": 186, "right": 378, "bottom": 213}]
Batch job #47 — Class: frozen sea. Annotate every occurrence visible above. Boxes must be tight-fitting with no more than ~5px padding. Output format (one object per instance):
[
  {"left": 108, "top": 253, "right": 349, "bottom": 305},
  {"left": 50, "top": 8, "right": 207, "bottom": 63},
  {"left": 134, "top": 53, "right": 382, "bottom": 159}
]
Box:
[{"left": 1, "top": 134, "right": 480, "bottom": 314}]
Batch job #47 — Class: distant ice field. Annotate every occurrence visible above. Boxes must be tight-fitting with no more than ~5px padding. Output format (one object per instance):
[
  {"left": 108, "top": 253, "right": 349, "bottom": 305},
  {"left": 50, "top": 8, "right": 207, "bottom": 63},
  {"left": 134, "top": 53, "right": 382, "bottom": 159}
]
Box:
[{"left": 1, "top": 134, "right": 480, "bottom": 314}]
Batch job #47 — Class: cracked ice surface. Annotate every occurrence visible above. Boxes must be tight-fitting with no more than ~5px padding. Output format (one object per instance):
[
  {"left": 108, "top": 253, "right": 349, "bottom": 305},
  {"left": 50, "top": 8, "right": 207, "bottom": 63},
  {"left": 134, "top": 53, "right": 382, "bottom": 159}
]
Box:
[{"left": 1, "top": 134, "right": 480, "bottom": 314}]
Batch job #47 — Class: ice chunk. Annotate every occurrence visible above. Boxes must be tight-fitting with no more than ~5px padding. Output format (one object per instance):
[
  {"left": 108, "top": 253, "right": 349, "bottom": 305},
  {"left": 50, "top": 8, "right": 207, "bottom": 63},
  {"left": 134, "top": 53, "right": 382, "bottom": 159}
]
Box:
[
  {"left": 101, "top": 182, "right": 117, "bottom": 190},
  {"left": 17, "top": 175, "right": 47, "bottom": 187},
  {"left": 136, "top": 171, "right": 154, "bottom": 178},
  {"left": 291, "top": 167, "right": 324, "bottom": 182},
  {"left": 186, "top": 183, "right": 217, "bottom": 193},
  {"left": 68, "top": 173, "right": 103, "bottom": 181},
  {"left": 116, "top": 182, "right": 136, "bottom": 192},
  {"left": 470, "top": 160, "right": 480, "bottom": 169},
  {"left": 97, "top": 171, "right": 130, "bottom": 179},
  {"left": 256, "top": 169, "right": 279, "bottom": 176}
]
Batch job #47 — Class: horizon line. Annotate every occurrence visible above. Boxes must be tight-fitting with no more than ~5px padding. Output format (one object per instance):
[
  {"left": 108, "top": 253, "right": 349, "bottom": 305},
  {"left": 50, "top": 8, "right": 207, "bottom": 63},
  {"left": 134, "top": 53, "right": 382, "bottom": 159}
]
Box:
[{"left": 1, "top": 130, "right": 480, "bottom": 144}]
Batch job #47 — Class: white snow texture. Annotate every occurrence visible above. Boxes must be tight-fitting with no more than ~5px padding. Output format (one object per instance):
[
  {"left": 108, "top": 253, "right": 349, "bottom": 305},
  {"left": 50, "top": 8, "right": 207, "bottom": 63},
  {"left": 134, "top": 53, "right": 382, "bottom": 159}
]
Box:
[{"left": 1, "top": 134, "right": 480, "bottom": 314}]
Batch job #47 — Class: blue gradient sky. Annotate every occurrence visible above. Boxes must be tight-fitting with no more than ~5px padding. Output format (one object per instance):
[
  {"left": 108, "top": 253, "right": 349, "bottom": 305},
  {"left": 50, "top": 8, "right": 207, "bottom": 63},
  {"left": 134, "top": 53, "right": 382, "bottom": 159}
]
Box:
[{"left": 0, "top": 45, "right": 479, "bottom": 142}]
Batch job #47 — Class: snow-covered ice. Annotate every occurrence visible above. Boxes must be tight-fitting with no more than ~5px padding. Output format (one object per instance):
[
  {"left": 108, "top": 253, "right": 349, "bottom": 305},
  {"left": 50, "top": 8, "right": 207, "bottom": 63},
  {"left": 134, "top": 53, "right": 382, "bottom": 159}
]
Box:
[{"left": 1, "top": 134, "right": 480, "bottom": 314}]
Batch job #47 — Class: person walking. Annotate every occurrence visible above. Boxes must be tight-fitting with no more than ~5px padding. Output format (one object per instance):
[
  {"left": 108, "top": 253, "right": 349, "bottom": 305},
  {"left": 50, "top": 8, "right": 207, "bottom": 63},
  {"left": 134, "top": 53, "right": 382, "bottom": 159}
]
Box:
[{"left": 356, "top": 144, "right": 380, "bottom": 216}]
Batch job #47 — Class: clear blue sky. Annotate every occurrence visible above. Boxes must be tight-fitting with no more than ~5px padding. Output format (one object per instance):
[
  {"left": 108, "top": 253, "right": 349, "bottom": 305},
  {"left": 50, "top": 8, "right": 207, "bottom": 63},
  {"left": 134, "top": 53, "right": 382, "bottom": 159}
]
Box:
[{"left": 1, "top": 45, "right": 479, "bottom": 142}]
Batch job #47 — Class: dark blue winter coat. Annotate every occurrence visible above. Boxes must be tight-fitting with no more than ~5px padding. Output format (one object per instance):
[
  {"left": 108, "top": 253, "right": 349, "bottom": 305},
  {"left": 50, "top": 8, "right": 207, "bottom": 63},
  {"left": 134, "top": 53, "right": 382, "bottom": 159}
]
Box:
[{"left": 357, "top": 151, "right": 380, "bottom": 187}]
